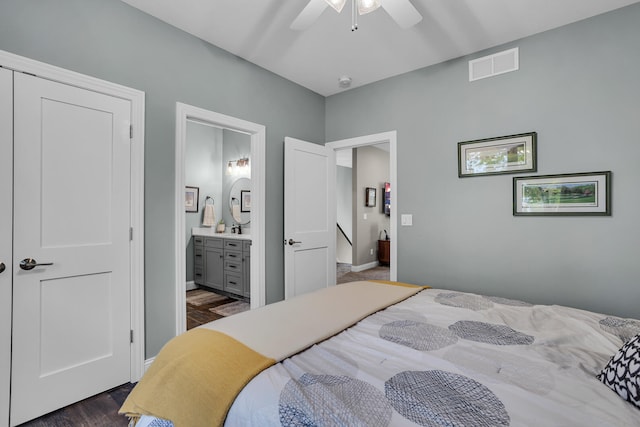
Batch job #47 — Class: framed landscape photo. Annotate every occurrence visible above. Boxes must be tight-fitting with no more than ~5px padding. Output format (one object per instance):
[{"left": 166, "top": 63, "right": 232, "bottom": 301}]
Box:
[
  {"left": 458, "top": 132, "right": 537, "bottom": 177},
  {"left": 185, "top": 186, "right": 199, "bottom": 212},
  {"left": 513, "top": 171, "right": 611, "bottom": 216}
]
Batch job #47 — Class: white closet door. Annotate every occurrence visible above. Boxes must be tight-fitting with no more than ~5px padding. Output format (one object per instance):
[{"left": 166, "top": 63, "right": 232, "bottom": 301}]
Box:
[
  {"left": 0, "top": 66, "right": 13, "bottom": 427},
  {"left": 10, "top": 72, "right": 132, "bottom": 425}
]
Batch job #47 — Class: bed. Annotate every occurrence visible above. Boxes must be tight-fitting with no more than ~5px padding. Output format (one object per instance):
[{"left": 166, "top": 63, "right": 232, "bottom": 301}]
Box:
[{"left": 121, "top": 280, "right": 640, "bottom": 426}]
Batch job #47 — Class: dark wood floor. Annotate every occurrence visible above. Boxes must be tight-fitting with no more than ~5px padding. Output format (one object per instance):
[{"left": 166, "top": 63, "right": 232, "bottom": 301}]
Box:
[
  {"left": 185, "top": 288, "right": 235, "bottom": 329},
  {"left": 18, "top": 382, "right": 134, "bottom": 427}
]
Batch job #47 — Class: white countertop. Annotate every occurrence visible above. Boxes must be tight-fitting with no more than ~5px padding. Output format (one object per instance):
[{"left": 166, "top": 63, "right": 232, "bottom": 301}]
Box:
[{"left": 192, "top": 227, "right": 251, "bottom": 240}]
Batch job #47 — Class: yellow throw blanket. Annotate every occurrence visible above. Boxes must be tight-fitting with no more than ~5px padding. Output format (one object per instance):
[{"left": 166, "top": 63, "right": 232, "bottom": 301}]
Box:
[
  {"left": 120, "top": 329, "right": 275, "bottom": 427},
  {"left": 120, "top": 281, "right": 428, "bottom": 426}
]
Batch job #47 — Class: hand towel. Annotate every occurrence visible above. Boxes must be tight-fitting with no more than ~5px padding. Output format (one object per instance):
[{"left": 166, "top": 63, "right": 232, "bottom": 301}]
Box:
[
  {"left": 202, "top": 204, "right": 216, "bottom": 226},
  {"left": 232, "top": 203, "right": 242, "bottom": 223}
]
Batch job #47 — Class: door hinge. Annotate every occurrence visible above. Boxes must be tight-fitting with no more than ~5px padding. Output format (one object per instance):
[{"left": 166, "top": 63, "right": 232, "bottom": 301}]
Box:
[
  {"left": 129, "top": 125, "right": 133, "bottom": 139},
  {"left": 130, "top": 330, "right": 134, "bottom": 344},
  {"left": 130, "top": 227, "right": 133, "bottom": 241}
]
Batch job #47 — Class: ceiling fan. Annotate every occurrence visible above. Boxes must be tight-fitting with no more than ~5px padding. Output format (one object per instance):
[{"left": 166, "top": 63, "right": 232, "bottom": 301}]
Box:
[{"left": 291, "top": 0, "right": 422, "bottom": 31}]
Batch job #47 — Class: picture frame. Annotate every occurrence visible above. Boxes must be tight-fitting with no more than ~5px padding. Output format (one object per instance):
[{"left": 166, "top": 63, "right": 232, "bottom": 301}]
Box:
[
  {"left": 185, "top": 186, "right": 199, "bottom": 212},
  {"left": 458, "top": 132, "right": 537, "bottom": 177},
  {"left": 513, "top": 171, "right": 611, "bottom": 216},
  {"left": 240, "top": 190, "right": 251, "bottom": 212},
  {"left": 365, "top": 187, "right": 376, "bottom": 207},
  {"left": 383, "top": 182, "right": 391, "bottom": 216}
]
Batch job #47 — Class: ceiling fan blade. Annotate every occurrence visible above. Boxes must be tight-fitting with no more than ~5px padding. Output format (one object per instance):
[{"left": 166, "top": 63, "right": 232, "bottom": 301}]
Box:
[
  {"left": 290, "top": 0, "right": 329, "bottom": 31},
  {"left": 381, "top": 0, "right": 422, "bottom": 29}
]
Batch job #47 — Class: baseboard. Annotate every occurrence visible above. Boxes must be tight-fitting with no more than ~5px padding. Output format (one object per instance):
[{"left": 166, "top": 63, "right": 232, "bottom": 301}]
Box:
[
  {"left": 351, "top": 261, "right": 379, "bottom": 272},
  {"left": 185, "top": 280, "right": 197, "bottom": 291},
  {"left": 144, "top": 357, "right": 155, "bottom": 373}
]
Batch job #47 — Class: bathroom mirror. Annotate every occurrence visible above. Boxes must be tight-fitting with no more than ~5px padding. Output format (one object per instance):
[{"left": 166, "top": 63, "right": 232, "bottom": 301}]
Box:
[{"left": 229, "top": 177, "right": 251, "bottom": 225}]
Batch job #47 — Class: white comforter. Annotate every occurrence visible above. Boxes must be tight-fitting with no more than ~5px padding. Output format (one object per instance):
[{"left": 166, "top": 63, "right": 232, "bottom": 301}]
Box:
[{"left": 225, "top": 288, "right": 640, "bottom": 426}]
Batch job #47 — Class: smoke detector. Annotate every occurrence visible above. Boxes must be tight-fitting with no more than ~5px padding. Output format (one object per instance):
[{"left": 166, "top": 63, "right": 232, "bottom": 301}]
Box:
[{"left": 338, "top": 75, "right": 352, "bottom": 89}]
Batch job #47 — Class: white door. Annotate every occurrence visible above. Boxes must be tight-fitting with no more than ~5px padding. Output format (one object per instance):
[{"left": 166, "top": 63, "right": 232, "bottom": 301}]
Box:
[
  {"left": 10, "top": 72, "right": 132, "bottom": 425},
  {"left": 284, "top": 137, "right": 335, "bottom": 298},
  {"left": 0, "top": 67, "right": 12, "bottom": 427}
]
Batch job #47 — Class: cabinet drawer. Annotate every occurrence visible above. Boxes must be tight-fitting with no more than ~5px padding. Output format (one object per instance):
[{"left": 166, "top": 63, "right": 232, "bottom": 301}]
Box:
[
  {"left": 243, "top": 240, "right": 251, "bottom": 252},
  {"left": 194, "top": 267, "right": 204, "bottom": 285},
  {"left": 224, "top": 250, "right": 242, "bottom": 262},
  {"left": 205, "top": 237, "right": 223, "bottom": 248},
  {"left": 224, "top": 259, "right": 242, "bottom": 273},
  {"left": 224, "top": 239, "right": 242, "bottom": 250},
  {"left": 193, "top": 236, "right": 204, "bottom": 246},
  {"left": 194, "top": 247, "right": 204, "bottom": 266},
  {"left": 224, "top": 272, "right": 243, "bottom": 295}
]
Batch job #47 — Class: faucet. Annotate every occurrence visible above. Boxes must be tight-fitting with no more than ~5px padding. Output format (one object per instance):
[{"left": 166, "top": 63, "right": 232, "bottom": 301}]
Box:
[{"left": 231, "top": 223, "right": 241, "bottom": 234}]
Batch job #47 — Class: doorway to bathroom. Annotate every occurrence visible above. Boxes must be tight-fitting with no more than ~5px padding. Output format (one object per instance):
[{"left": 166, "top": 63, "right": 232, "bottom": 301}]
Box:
[{"left": 174, "top": 103, "right": 266, "bottom": 335}]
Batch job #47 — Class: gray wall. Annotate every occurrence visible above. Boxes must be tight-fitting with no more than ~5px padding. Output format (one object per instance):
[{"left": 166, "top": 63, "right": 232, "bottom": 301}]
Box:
[
  {"left": 185, "top": 122, "right": 223, "bottom": 282},
  {"left": 0, "top": 0, "right": 325, "bottom": 357},
  {"left": 336, "top": 164, "right": 353, "bottom": 242},
  {"left": 326, "top": 4, "right": 640, "bottom": 320},
  {"left": 221, "top": 130, "right": 252, "bottom": 228},
  {"left": 336, "top": 163, "right": 353, "bottom": 264},
  {"left": 353, "top": 146, "right": 390, "bottom": 266}
]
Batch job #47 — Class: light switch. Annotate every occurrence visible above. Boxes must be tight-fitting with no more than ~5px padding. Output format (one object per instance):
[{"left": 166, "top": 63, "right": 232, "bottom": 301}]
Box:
[
  {"left": 363, "top": 213, "right": 367, "bottom": 220},
  {"left": 401, "top": 214, "right": 413, "bottom": 226}
]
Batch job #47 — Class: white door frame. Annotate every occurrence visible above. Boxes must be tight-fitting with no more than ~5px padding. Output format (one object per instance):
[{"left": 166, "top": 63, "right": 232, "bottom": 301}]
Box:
[
  {"left": 326, "top": 131, "right": 398, "bottom": 281},
  {"left": 0, "top": 49, "right": 146, "bottom": 386},
  {"left": 0, "top": 66, "right": 13, "bottom": 427},
  {"left": 174, "top": 103, "right": 266, "bottom": 335}
]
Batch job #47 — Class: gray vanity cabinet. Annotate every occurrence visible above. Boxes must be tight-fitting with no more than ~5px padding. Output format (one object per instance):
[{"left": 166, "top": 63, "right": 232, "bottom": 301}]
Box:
[
  {"left": 204, "top": 238, "right": 224, "bottom": 291},
  {"left": 193, "top": 236, "right": 204, "bottom": 285},
  {"left": 223, "top": 240, "right": 243, "bottom": 295},
  {"left": 194, "top": 235, "right": 250, "bottom": 299},
  {"left": 242, "top": 240, "right": 251, "bottom": 298}
]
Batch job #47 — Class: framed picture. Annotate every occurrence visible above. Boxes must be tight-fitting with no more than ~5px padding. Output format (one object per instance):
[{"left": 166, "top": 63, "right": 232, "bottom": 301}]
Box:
[
  {"left": 241, "top": 190, "right": 251, "bottom": 212},
  {"left": 365, "top": 187, "right": 376, "bottom": 207},
  {"left": 383, "top": 182, "right": 391, "bottom": 216},
  {"left": 458, "top": 132, "right": 537, "bottom": 177},
  {"left": 185, "top": 186, "right": 199, "bottom": 212},
  {"left": 513, "top": 171, "right": 611, "bottom": 216}
]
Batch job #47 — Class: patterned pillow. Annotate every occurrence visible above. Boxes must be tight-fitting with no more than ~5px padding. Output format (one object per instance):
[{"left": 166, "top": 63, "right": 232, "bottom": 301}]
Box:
[{"left": 597, "top": 334, "right": 639, "bottom": 409}]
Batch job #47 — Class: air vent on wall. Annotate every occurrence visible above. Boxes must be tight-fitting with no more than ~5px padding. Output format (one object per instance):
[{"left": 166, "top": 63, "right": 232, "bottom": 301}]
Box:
[{"left": 469, "top": 48, "right": 519, "bottom": 82}]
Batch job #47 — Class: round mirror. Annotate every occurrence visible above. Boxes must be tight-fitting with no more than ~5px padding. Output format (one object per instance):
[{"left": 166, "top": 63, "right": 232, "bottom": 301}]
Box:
[{"left": 229, "top": 177, "right": 251, "bottom": 225}]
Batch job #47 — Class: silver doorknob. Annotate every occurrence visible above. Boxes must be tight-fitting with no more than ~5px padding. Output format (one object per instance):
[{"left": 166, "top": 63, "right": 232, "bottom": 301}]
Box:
[
  {"left": 19, "top": 258, "right": 54, "bottom": 271},
  {"left": 0, "top": 262, "right": 5, "bottom": 274},
  {"left": 288, "top": 239, "right": 302, "bottom": 245}
]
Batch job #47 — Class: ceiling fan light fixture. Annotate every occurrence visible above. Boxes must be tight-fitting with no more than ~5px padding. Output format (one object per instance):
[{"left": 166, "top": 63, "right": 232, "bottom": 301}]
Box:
[
  {"left": 325, "top": 0, "right": 346, "bottom": 13},
  {"left": 357, "top": 0, "right": 381, "bottom": 15}
]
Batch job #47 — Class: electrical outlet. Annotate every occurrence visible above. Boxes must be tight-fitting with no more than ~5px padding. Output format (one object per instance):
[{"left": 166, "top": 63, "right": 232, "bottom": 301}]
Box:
[{"left": 370, "top": 248, "right": 374, "bottom": 255}]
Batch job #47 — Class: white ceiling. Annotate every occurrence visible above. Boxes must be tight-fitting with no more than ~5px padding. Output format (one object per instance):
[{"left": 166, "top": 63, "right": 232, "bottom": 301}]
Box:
[{"left": 120, "top": 0, "right": 639, "bottom": 96}]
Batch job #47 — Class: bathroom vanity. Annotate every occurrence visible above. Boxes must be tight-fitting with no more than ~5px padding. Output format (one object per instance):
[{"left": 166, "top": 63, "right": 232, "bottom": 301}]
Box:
[{"left": 193, "top": 229, "right": 251, "bottom": 300}]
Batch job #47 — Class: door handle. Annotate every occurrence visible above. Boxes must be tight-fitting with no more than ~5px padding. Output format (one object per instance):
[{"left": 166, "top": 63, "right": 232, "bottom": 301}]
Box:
[
  {"left": 19, "top": 258, "right": 54, "bottom": 271},
  {"left": 0, "top": 262, "right": 5, "bottom": 274},
  {"left": 287, "top": 239, "right": 302, "bottom": 246}
]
